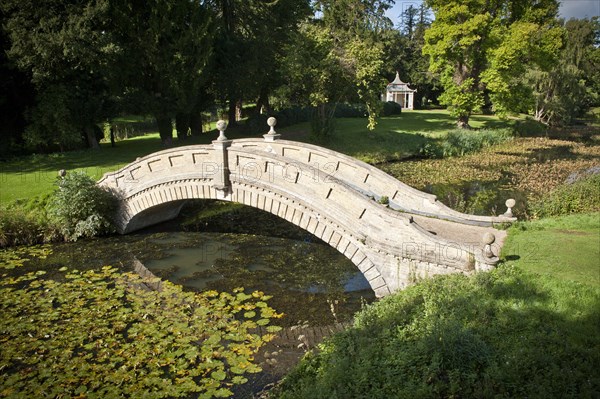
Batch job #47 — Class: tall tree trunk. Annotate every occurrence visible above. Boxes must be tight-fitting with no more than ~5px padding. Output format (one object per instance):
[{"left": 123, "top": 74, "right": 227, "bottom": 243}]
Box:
[
  {"left": 110, "top": 126, "right": 116, "bottom": 147},
  {"left": 235, "top": 99, "right": 243, "bottom": 121},
  {"left": 175, "top": 113, "right": 190, "bottom": 141},
  {"left": 190, "top": 112, "right": 202, "bottom": 137},
  {"left": 227, "top": 98, "right": 237, "bottom": 126},
  {"left": 84, "top": 125, "right": 100, "bottom": 149},
  {"left": 311, "top": 103, "right": 335, "bottom": 137},
  {"left": 156, "top": 114, "right": 173, "bottom": 146},
  {"left": 256, "top": 87, "right": 271, "bottom": 114}
]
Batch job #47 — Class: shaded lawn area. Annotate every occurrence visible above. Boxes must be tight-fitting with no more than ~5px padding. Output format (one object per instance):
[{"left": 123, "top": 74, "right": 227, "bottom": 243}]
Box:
[
  {"left": 0, "top": 130, "right": 249, "bottom": 205},
  {"left": 0, "top": 110, "right": 518, "bottom": 205}
]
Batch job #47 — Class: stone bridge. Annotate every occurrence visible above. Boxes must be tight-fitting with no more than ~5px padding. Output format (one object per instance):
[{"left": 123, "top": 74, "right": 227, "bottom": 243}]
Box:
[{"left": 98, "top": 118, "right": 516, "bottom": 297}]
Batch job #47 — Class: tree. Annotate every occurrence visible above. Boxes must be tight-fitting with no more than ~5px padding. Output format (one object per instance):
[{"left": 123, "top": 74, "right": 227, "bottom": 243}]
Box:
[
  {"left": 210, "top": 0, "right": 310, "bottom": 126},
  {"left": 423, "top": 0, "right": 563, "bottom": 128},
  {"left": 0, "top": 12, "right": 35, "bottom": 156},
  {"left": 400, "top": 4, "right": 419, "bottom": 39},
  {"left": 111, "top": 0, "right": 215, "bottom": 146},
  {"left": 382, "top": 3, "right": 438, "bottom": 109},
  {"left": 280, "top": 0, "right": 392, "bottom": 135},
  {"left": 1, "top": 0, "right": 116, "bottom": 150},
  {"left": 527, "top": 17, "right": 600, "bottom": 125}
]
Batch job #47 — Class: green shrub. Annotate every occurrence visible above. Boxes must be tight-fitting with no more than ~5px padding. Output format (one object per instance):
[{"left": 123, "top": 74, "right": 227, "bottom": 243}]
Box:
[
  {"left": 381, "top": 101, "right": 402, "bottom": 116},
  {"left": 245, "top": 107, "right": 312, "bottom": 134},
  {"left": 46, "top": 171, "right": 118, "bottom": 241},
  {"left": 441, "top": 128, "right": 513, "bottom": 157},
  {"left": 530, "top": 173, "right": 600, "bottom": 218},
  {"left": 275, "top": 266, "right": 600, "bottom": 398},
  {"left": 0, "top": 208, "right": 47, "bottom": 248},
  {"left": 418, "top": 128, "right": 514, "bottom": 159},
  {"left": 514, "top": 118, "right": 548, "bottom": 137},
  {"left": 417, "top": 141, "right": 443, "bottom": 158},
  {"left": 377, "top": 196, "right": 389, "bottom": 205},
  {"left": 333, "top": 103, "right": 367, "bottom": 118}
]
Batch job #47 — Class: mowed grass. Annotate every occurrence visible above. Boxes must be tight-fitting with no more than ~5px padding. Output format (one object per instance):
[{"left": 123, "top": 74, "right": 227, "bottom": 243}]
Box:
[
  {"left": 280, "top": 109, "right": 519, "bottom": 164},
  {"left": 502, "top": 213, "right": 600, "bottom": 286},
  {"left": 0, "top": 110, "right": 518, "bottom": 205},
  {"left": 0, "top": 131, "right": 228, "bottom": 205}
]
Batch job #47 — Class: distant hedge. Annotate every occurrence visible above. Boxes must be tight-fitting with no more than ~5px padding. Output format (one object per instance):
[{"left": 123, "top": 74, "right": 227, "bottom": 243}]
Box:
[{"left": 244, "top": 101, "right": 402, "bottom": 133}]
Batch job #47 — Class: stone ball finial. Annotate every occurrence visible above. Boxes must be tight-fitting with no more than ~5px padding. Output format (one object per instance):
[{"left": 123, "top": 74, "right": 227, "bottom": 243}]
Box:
[
  {"left": 483, "top": 232, "right": 496, "bottom": 245},
  {"left": 216, "top": 120, "right": 228, "bottom": 141},
  {"left": 58, "top": 169, "right": 67, "bottom": 178},
  {"left": 216, "top": 120, "right": 227, "bottom": 132},
  {"left": 267, "top": 117, "right": 277, "bottom": 136},
  {"left": 504, "top": 198, "right": 516, "bottom": 218},
  {"left": 483, "top": 232, "right": 496, "bottom": 258}
]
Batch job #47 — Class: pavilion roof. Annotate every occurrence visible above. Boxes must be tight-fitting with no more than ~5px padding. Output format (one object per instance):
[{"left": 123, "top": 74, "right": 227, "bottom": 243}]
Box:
[{"left": 387, "top": 72, "right": 416, "bottom": 92}]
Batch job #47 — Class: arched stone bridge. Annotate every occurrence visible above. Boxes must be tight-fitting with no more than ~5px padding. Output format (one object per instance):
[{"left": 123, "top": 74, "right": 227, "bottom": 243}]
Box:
[{"left": 99, "top": 119, "right": 516, "bottom": 297}]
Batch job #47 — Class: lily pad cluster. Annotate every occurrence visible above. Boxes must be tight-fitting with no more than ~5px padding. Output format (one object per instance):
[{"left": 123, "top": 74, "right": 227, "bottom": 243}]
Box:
[{"left": 0, "top": 256, "right": 282, "bottom": 398}]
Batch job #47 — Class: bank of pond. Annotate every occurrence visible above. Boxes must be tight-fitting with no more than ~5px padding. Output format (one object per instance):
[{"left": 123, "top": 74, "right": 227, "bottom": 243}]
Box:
[{"left": 1, "top": 197, "right": 598, "bottom": 398}]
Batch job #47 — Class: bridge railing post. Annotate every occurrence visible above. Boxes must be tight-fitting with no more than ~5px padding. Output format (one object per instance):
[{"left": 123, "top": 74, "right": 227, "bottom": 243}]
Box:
[
  {"left": 212, "top": 120, "right": 232, "bottom": 199},
  {"left": 263, "top": 117, "right": 281, "bottom": 142}
]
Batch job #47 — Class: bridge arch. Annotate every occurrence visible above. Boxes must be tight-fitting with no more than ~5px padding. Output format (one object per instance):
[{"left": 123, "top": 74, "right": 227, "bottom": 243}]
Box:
[
  {"left": 106, "top": 168, "right": 389, "bottom": 296},
  {"left": 99, "top": 126, "right": 513, "bottom": 297}
]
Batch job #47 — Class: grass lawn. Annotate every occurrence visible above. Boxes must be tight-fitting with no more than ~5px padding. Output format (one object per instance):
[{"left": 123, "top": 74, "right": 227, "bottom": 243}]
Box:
[
  {"left": 274, "top": 213, "right": 600, "bottom": 398},
  {"left": 281, "top": 109, "right": 519, "bottom": 164},
  {"left": 0, "top": 130, "right": 227, "bottom": 205},
  {"left": 0, "top": 110, "right": 518, "bottom": 205},
  {"left": 502, "top": 213, "right": 600, "bottom": 286}
]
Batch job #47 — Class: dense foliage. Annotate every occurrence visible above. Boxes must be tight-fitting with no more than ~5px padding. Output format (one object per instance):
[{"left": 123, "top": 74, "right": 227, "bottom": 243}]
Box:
[
  {"left": 274, "top": 264, "right": 599, "bottom": 398},
  {"left": 277, "top": 0, "right": 393, "bottom": 135},
  {"left": 0, "top": 251, "right": 282, "bottom": 398},
  {"left": 46, "top": 171, "right": 117, "bottom": 241},
  {"left": 1, "top": 0, "right": 114, "bottom": 150},
  {"left": 528, "top": 18, "right": 600, "bottom": 126},
  {"left": 0, "top": 206, "right": 54, "bottom": 248},
  {"left": 423, "top": 0, "right": 564, "bottom": 127},
  {"left": 419, "top": 128, "right": 514, "bottom": 158},
  {"left": 530, "top": 172, "right": 600, "bottom": 218}
]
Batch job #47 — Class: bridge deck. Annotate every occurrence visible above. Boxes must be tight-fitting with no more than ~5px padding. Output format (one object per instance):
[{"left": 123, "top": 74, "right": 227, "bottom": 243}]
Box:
[{"left": 410, "top": 215, "right": 507, "bottom": 258}]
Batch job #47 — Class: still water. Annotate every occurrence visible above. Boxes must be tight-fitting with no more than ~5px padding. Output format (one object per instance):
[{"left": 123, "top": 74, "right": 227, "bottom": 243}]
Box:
[{"left": 25, "top": 201, "right": 375, "bottom": 327}]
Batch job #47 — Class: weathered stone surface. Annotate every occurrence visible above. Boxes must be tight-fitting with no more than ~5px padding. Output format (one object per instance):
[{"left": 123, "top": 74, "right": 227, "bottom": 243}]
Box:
[{"left": 98, "top": 138, "right": 515, "bottom": 297}]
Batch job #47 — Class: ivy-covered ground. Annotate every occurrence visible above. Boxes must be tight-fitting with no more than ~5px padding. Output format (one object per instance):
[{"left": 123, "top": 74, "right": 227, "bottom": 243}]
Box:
[{"left": 382, "top": 134, "right": 600, "bottom": 218}]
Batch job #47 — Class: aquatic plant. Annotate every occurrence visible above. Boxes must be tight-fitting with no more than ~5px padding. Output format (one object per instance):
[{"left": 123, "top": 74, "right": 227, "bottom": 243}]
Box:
[{"left": 0, "top": 261, "right": 282, "bottom": 398}]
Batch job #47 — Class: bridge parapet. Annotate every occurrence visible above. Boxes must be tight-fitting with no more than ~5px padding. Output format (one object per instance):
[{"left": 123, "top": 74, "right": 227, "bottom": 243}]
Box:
[
  {"left": 99, "top": 119, "right": 512, "bottom": 297},
  {"left": 232, "top": 138, "right": 516, "bottom": 227}
]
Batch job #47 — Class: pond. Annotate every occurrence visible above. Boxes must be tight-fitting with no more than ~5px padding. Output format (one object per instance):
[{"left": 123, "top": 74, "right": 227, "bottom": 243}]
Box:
[{"left": 16, "top": 200, "right": 376, "bottom": 328}]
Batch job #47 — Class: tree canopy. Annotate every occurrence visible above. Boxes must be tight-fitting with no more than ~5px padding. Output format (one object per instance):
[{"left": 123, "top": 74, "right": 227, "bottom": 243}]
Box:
[
  {"left": 1, "top": 0, "right": 116, "bottom": 150},
  {"left": 1, "top": 0, "right": 599, "bottom": 153},
  {"left": 423, "top": 0, "right": 564, "bottom": 127}
]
